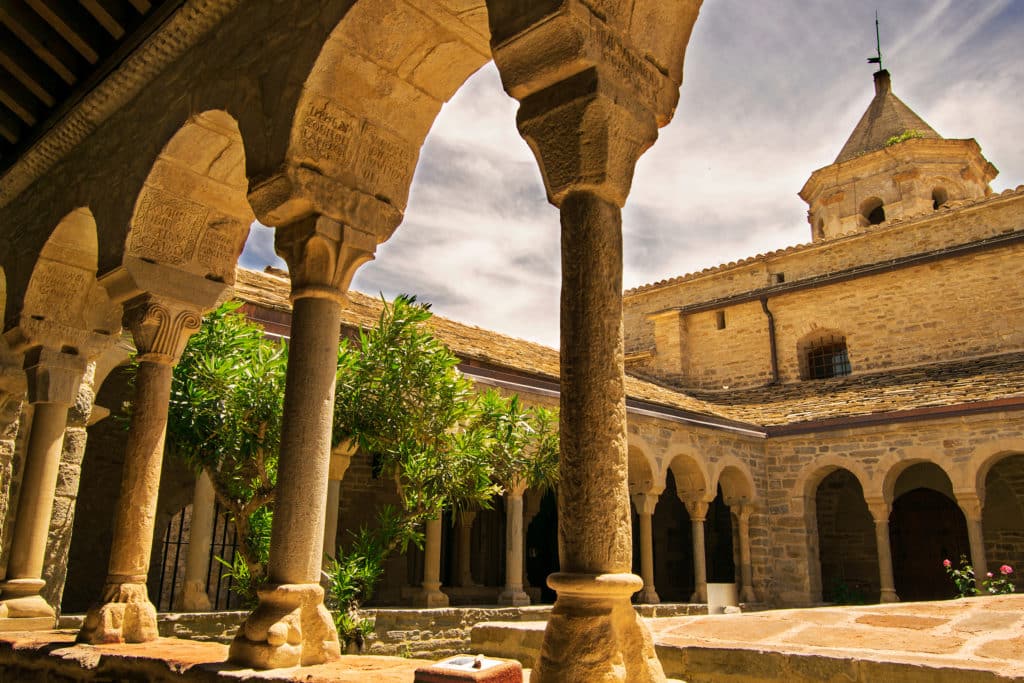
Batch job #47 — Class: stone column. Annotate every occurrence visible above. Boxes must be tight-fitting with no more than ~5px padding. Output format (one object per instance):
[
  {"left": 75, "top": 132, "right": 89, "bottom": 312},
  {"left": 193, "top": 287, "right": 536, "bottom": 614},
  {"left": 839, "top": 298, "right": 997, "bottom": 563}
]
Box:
[
  {"left": 686, "top": 500, "right": 709, "bottom": 603},
  {"left": 735, "top": 504, "right": 758, "bottom": 603},
  {"left": 413, "top": 516, "right": 449, "bottom": 607},
  {"left": 230, "top": 217, "right": 376, "bottom": 669},
  {"left": 866, "top": 499, "right": 898, "bottom": 603},
  {"left": 323, "top": 441, "right": 354, "bottom": 565},
  {"left": 0, "top": 348, "right": 84, "bottom": 630},
  {"left": 631, "top": 492, "right": 660, "bottom": 604},
  {"left": 499, "top": 481, "right": 530, "bottom": 606},
  {"left": 0, "top": 386, "right": 24, "bottom": 574},
  {"left": 79, "top": 297, "right": 202, "bottom": 643},
  {"left": 178, "top": 471, "right": 216, "bottom": 612},
  {"left": 456, "top": 510, "right": 477, "bottom": 588},
  {"left": 957, "top": 492, "right": 987, "bottom": 582}
]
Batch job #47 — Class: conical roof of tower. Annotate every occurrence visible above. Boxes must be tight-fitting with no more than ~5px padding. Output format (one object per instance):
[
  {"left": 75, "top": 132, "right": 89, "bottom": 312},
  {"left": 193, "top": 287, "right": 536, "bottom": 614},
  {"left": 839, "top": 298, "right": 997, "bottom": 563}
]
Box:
[{"left": 834, "top": 70, "right": 941, "bottom": 163}]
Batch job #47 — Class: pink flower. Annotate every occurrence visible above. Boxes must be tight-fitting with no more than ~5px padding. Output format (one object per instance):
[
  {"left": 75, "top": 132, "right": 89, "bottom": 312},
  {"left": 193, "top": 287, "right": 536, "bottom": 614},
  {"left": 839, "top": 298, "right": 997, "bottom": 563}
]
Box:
[
  {"left": 1000, "top": 565, "right": 1013, "bottom": 575},
  {"left": 987, "top": 572, "right": 994, "bottom": 578},
  {"left": 943, "top": 559, "right": 952, "bottom": 568}
]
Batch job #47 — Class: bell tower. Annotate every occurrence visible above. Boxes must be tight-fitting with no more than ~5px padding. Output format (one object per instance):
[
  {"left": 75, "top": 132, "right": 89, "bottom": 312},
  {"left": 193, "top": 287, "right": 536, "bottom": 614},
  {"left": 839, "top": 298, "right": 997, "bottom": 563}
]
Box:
[{"left": 799, "top": 69, "right": 997, "bottom": 242}]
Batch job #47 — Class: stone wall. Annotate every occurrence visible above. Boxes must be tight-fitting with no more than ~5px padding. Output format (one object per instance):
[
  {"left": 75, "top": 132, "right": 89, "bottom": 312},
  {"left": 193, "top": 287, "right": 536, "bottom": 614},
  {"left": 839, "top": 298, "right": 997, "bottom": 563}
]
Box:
[{"left": 624, "top": 191, "right": 1024, "bottom": 388}]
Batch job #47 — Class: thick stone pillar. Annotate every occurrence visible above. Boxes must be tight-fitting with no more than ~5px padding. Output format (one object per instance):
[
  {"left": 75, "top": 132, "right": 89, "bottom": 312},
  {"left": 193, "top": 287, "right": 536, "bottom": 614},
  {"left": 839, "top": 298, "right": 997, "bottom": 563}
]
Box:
[
  {"left": 0, "top": 386, "right": 24, "bottom": 574},
  {"left": 499, "top": 481, "right": 529, "bottom": 606},
  {"left": 957, "top": 492, "right": 987, "bottom": 582},
  {"left": 230, "top": 216, "right": 375, "bottom": 669},
  {"left": 413, "top": 516, "right": 449, "bottom": 607},
  {"left": 456, "top": 510, "right": 477, "bottom": 588},
  {"left": 0, "top": 349, "right": 84, "bottom": 630},
  {"left": 632, "top": 493, "right": 659, "bottom": 604},
  {"left": 735, "top": 504, "right": 758, "bottom": 603},
  {"left": 79, "top": 297, "right": 202, "bottom": 643},
  {"left": 178, "top": 471, "right": 216, "bottom": 612},
  {"left": 866, "top": 500, "right": 898, "bottom": 603},
  {"left": 686, "top": 500, "right": 709, "bottom": 603}
]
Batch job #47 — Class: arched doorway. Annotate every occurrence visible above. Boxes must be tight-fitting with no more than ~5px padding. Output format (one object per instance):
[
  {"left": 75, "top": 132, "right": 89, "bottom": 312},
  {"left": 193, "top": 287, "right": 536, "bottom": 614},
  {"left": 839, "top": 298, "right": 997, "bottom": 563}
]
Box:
[
  {"left": 652, "top": 469, "right": 694, "bottom": 602},
  {"left": 890, "top": 463, "right": 969, "bottom": 601},
  {"left": 982, "top": 454, "right": 1024, "bottom": 592},
  {"left": 706, "top": 485, "right": 735, "bottom": 583},
  {"left": 814, "top": 469, "right": 876, "bottom": 603}
]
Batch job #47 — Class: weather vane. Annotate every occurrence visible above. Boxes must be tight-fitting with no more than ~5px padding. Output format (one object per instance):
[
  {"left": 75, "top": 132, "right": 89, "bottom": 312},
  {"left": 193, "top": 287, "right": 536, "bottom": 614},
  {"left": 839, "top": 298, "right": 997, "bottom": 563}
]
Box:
[{"left": 867, "top": 10, "right": 883, "bottom": 71}]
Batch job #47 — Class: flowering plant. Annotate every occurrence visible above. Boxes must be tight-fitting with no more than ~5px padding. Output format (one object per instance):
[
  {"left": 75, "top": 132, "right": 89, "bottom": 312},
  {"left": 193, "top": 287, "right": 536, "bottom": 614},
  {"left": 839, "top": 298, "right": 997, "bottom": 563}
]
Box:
[{"left": 943, "top": 556, "right": 1015, "bottom": 597}]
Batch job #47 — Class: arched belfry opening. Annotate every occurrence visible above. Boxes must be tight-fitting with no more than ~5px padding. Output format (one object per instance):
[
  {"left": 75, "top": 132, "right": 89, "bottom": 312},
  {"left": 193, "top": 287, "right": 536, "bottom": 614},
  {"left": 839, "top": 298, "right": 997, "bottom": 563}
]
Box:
[{"left": 861, "top": 197, "right": 886, "bottom": 226}]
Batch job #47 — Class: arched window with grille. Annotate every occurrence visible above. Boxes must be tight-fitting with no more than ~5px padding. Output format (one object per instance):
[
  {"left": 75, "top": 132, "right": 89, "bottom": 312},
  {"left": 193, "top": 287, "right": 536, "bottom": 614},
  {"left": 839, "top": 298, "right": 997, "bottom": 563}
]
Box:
[{"left": 799, "top": 332, "right": 852, "bottom": 380}]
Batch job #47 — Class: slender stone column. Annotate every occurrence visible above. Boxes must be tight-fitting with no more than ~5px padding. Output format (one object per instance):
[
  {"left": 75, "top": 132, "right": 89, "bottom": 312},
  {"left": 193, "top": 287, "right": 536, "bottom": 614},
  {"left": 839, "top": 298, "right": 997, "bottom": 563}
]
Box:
[
  {"left": 735, "top": 504, "right": 758, "bottom": 603},
  {"left": 687, "top": 500, "right": 709, "bottom": 603},
  {"left": 323, "top": 441, "right": 354, "bottom": 564},
  {"left": 456, "top": 510, "right": 477, "bottom": 588},
  {"left": 231, "top": 217, "right": 376, "bottom": 669},
  {"left": 178, "top": 471, "right": 216, "bottom": 612},
  {"left": 79, "top": 298, "right": 201, "bottom": 643},
  {"left": 0, "top": 348, "right": 84, "bottom": 630},
  {"left": 866, "top": 500, "right": 898, "bottom": 603},
  {"left": 957, "top": 492, "right": 987, "bottom": 582},
  {"left": 413, "top": 516, "right": 449, "bottom": 607},
  {"left": 632, "top": 492, "right": 660, "bottom": 604},
  {"left": 500, "top": 481, "right": 530, "bottom": 606}
]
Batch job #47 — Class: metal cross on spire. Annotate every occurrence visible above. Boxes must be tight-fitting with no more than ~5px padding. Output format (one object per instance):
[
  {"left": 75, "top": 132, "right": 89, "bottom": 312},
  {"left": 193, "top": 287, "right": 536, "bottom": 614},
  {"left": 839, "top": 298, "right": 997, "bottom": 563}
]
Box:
[{"left": 867, "top": 10, "right": 884, "bottom": 71}]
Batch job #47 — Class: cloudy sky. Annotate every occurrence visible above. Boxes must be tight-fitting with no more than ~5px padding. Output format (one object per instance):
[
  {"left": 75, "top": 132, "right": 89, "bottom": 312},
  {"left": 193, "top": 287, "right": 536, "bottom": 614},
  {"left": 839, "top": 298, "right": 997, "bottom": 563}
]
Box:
[{"left": 240, "top": 1, "right": 1024, "bottom": 348}]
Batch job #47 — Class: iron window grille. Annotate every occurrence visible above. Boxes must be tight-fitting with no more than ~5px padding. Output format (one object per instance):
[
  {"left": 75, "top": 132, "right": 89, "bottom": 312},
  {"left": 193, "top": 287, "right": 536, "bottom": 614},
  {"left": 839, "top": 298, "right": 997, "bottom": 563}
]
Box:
[{"left": 806, "top": 337, "right": 851, "bottom": 379}]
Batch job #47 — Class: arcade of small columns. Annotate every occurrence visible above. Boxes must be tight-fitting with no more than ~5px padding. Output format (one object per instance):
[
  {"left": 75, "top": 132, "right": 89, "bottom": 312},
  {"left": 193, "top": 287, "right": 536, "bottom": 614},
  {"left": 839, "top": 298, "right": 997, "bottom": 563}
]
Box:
[
  {"left": 0, "top": 2, "right": 703, "bottom": 680},
  {"left": 169, "top": 440, "right": 763, "bottom": 611}
]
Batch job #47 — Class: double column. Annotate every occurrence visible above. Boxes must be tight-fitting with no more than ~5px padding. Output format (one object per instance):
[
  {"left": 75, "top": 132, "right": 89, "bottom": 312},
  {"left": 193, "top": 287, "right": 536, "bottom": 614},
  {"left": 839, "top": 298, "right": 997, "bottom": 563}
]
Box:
[
  {"left": 0, "top": 348, "right": 85, "bottom": 630},
  {"left": 79, "top": 294, "right": 206, "bottom": 643},
  {"left": 866, "top": 499, "right": 898, "bottom": 603},
  {"left": 230, "top": 215, "right": 376, "bottom": 669}
]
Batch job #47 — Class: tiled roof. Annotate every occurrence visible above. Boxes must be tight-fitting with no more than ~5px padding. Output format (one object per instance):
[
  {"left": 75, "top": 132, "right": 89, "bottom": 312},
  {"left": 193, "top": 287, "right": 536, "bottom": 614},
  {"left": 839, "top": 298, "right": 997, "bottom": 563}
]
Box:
[
  {"left": 835, "top": 70, "right": 940, "bottom": 163},
  {"left": 232, "top": 268, "right": 745, "bottom": 423},
  {"left": 683, "top": 352, "right": 1024, "bottom": 427},
  {"left": 235, "top": 269, "right": 1024, "bottom": 430}
]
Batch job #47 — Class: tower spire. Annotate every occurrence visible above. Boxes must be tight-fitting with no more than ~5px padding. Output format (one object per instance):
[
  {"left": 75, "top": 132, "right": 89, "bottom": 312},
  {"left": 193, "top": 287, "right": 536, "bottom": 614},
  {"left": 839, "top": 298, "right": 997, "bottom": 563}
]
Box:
[{"left": 867, "top": 10, "right": 883, "bottom": 71}]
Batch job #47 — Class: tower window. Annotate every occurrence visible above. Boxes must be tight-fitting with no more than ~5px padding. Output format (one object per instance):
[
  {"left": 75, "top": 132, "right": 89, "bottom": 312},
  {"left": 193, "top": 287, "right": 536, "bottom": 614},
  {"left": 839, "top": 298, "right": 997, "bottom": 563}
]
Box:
[
  {"left": 932, "top": 187, "right": 949, "bottom": 210},
  {"left": 805, "top": 336, "right": 852, "bottom": 380},
  {"left": 715, "top": 310, "right": 726, "bottom": 330},
  {"left": 860, "top": 197, "right": 885, "bottom": 226}
]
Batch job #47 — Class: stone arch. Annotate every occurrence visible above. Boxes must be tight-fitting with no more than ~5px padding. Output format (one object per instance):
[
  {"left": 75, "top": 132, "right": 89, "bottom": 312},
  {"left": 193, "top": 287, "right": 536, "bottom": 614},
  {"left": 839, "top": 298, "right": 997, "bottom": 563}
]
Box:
[
  {"left": 123, "top": 110, "right": 253, "bottom": 285},
  {"left": 794, "top": 456, "right": 872, "bottom": 502},
  {"left": 267, "top": 0, "right": 492, "bottom": 232},
  {"left": 628, "top": 444, "right": 657, "bottom": 496},
  {"left": 971, "top": 442, "right": 1024, "bottom": 494},
  {"left": 859, "top": 196, "right": 885, "bottom": 226},
  {"left": 20, "top": 209, "right": 120, "bottom": 346},
  {"left": 665, "top": 452, "right": 709, "bottom": 502},
  {"left": 978, "top": 453, "right": 1024, "bottom": 591},
  {"left": 887, "top": 461, "right": 969, "bottom": 601},
  {"left": 710, "top": 457, "right": 756, "bottom": 506},
  {"left": 813, "top": 468, "right": 877, "bottom": 603}
]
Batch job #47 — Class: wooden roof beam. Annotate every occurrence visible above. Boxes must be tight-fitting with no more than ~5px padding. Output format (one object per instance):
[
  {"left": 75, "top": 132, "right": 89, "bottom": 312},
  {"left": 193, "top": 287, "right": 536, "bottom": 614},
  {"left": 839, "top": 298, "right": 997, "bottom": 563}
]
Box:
[
  {"left": 79, "top": 0, "right": 129, "bottom": 40},
  {"left": 0, "top": 25, "right": 62, "bottom": 107},
  {"left": 0, "top": 2, "right": 86, "bottom": 84},
  {"left": 0, "top": 67, "right": 44, "bottom": 125},
  {"left": 25, "top": 0, "right": 106, "bottom": 64}
]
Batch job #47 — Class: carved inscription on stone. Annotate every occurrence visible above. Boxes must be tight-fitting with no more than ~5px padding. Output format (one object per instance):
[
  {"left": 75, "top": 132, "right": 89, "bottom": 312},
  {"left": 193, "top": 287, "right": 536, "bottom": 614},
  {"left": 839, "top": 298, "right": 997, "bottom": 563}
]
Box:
[
  {"left": 25, "top": 263, "right": 89, "bottom": 325},
  {"left": 297, "top": 97, "right": 417, "bottom": 199},
  {"left": 196, "top": 218, "right": 243, "bottom": 281},
  {"left": 594, "top": 23, "right": 662, "bottom": 105},
  {"left": 128, "top": 186, "right": 208, "bottom": 265}
]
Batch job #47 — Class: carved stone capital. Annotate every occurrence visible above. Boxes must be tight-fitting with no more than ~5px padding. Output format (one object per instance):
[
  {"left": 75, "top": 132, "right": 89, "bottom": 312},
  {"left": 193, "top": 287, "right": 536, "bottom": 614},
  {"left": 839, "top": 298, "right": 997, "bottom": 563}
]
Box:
[
  {"left": 124, "top": 297, "right": 203, "bottom": 366},
  {"left": 865, "top": 497, "right": 891, "bottom": 524},
  {"left": 23, "top": 347, "right": 88, "bottom": 406},
  {"left": 631, "top": 492, "right": 658, "bottom": 516},
  {"left": 955, "top": 491, "right": 984, "bottom": 521},
  {"left": 274, "top": 215, "right": 377, "bottom": 304},
  {"left": 684, "top": 499, "right": 709, "bottom": 522}
]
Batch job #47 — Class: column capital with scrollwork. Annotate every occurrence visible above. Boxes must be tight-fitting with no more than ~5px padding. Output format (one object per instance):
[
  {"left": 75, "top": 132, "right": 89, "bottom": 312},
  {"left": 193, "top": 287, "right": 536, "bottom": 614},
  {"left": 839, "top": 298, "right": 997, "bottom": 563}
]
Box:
[
  {"left": 274, "top": 215, "right": 377, "bottom": 305},
  {"left": 123, "top": 296, "right": 204, "bottom": 366}
]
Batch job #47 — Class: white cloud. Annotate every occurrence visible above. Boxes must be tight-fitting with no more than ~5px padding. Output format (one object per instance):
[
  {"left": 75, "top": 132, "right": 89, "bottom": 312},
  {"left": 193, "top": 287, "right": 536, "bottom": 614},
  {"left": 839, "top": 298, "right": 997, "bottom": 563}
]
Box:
[{"left": 240, "top": 1, "right": 1024, "bottom": 347}]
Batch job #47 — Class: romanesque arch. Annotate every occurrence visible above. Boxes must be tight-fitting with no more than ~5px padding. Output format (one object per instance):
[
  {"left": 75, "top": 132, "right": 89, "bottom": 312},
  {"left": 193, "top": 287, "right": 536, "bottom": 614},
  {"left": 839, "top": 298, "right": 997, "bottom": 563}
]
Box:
[
  {"left": 888, "top": 461, "right": 969, "bottom": 601},
  {"left": 977, "top": 451, "right": 1024, "bottom": 592}
]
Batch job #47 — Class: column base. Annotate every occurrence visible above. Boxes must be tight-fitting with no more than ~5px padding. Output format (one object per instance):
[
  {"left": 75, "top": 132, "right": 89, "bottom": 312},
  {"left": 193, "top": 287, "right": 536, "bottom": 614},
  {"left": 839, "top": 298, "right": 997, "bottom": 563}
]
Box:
[
  {"left": 636, "top": 588, "right": 660, "bottom": 604},
  {"left": 879, "top": 588, "right": 900, "bottom": 603},
  {"left": 740, "top": 586, "right": 758, "bottom": 603},
  {"left": 77, "top": 582, "right": 158, "bottom": 644},
  {"left": 498, "top": 587, "right": 531, "bottom": 607},
  {"left": 411, "top": 582, "right": 450, "bottom": 608},
  {"left": 691, "top": 584, "right": 707, "bottom": 603},
  {"left": 176, "top": 580, "right": 213, "bottom": 612},
  {"left": 0, "top": 579, "right": 56, "bottom": 631},
  {"left": 229, "top": 583, "right": 339, "bottom": 669},
  {"left": 532, "top": 572, "right": 666, "bottom": 683}
]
